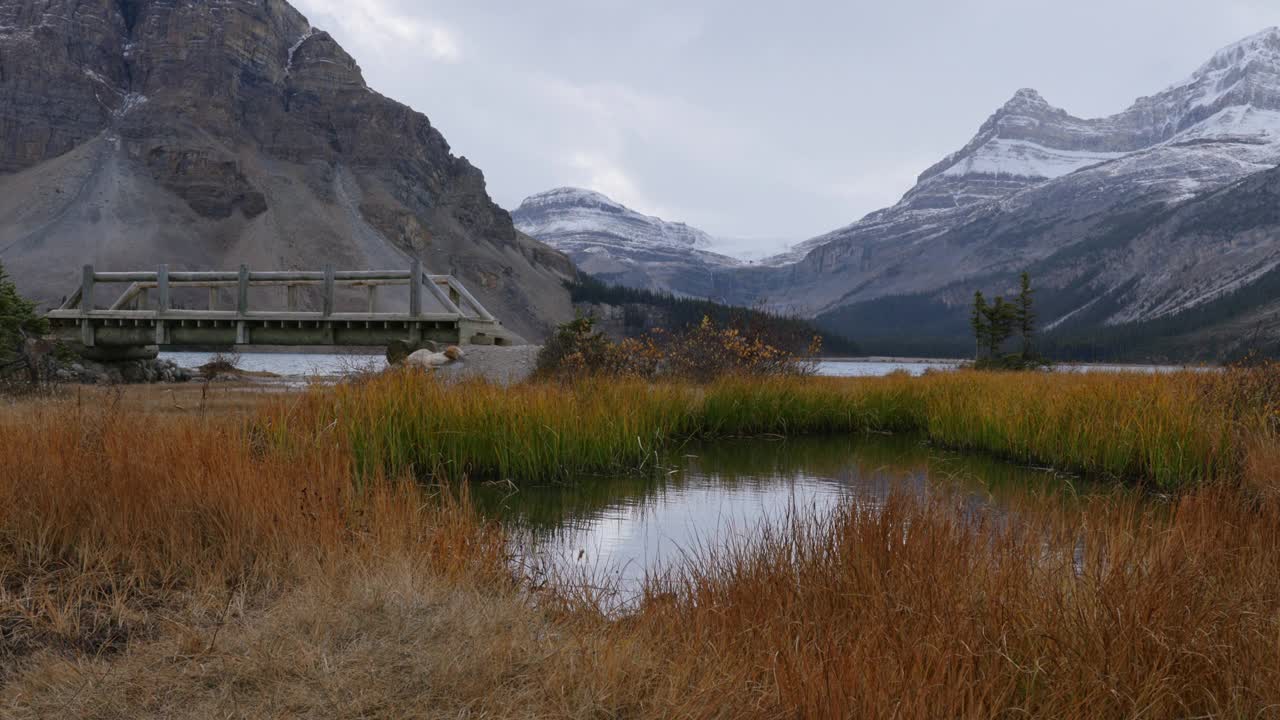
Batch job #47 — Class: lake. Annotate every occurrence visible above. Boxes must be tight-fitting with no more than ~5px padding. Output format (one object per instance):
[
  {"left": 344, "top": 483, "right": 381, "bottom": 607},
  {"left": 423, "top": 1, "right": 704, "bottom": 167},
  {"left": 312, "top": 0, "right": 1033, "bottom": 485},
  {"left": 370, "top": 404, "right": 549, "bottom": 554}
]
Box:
[
  {"left": 162, "top": 351, "right": 1203, "bottom": 380},
  {"left": 473, "top": 434, "right": 1087, "bottom": 608}
]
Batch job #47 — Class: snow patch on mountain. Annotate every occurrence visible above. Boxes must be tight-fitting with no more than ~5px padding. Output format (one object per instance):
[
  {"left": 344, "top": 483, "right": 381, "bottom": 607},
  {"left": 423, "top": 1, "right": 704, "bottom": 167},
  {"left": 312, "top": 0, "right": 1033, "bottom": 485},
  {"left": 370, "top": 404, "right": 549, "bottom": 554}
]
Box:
[
  {"left": 514, "top": 187, "right": 747, "bottom": 296},
  {"left": 515, "top": 187, "right": 719, "bottom": 252},
  {"left": 939, "top": 138, "right": 1125, "bottom": 180},
  {"left": 1178, "top": 27, "right": 1280, "bottom": 95},
  {"left": 286, "top": 27, "right": 315, "bottom": 75}
]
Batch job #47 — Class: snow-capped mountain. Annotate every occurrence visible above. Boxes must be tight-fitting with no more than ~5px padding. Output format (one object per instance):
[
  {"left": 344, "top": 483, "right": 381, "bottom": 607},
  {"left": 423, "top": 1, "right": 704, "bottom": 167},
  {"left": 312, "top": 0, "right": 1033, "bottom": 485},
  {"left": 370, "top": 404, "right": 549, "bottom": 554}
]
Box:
[
  {"left": 513, "top": 188, "right": 741, "bottom": 297},
  {"left": 698, "top": 27, "right": 1280, "bottom": 358}
]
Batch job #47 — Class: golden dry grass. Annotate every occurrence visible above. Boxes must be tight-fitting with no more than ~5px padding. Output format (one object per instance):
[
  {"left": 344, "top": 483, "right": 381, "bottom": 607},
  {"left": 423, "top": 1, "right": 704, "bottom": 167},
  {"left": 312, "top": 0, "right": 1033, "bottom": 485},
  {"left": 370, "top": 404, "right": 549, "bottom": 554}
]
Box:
[
  {"left": 269, "top": 367, "right": 1246, "bottom": 487},
  {"left": 619, "top": 488, "right": 1280, "bottom": 717},
  {"left": 1, "top": 368, "right": 1279, "bottom": 718}
]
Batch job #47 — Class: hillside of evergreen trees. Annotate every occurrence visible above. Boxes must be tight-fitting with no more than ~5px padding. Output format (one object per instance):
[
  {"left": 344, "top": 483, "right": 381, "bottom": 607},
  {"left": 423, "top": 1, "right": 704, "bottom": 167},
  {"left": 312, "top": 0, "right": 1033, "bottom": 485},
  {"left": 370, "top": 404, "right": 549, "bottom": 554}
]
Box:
[
  {"left": 567, "top": 276, "right": 861, "bottom": 356},
  {"left": 816, "top": 268, "right": 1280, "bottom": 364}
]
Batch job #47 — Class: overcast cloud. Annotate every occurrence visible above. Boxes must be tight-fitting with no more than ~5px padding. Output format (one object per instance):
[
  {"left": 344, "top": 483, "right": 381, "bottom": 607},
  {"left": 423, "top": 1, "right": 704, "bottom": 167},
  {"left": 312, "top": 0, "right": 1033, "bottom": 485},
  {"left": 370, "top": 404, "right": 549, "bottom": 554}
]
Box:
[{"left": 293, "top": 0, "right": 1279, "bottom": 256}]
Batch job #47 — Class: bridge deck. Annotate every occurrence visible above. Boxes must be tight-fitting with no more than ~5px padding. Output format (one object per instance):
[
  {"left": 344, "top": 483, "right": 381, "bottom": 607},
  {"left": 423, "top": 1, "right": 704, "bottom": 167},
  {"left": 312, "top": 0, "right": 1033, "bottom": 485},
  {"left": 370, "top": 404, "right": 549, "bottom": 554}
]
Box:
[{"left": 46, "top": 263, "right": 521, "bottom": 354}]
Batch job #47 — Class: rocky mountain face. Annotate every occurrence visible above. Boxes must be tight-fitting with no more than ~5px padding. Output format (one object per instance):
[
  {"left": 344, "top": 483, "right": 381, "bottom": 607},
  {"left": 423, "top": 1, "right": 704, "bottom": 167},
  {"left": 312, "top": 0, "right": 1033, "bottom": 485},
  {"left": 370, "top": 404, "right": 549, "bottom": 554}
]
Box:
[
  {"left": 692, "top": 27, "right": 1280, "bottom": 358},
  {"left": 0, "top": 0, "right": 575, "bottom": 341},
  {"left": 512, "top": 187, "right": 740, "bottom": 298}
]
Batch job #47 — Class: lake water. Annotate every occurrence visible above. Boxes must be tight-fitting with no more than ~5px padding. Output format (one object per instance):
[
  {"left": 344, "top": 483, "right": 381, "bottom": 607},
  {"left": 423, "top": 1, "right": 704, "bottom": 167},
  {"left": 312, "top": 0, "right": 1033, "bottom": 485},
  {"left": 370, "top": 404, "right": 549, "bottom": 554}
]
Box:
[
  {"left": 162, "top": 351, "right": 1204, "bottom": 380},
  {"left": 473, "top": 435, "right": 1083, "bottom": 607},
  {"left": 163, "top": 351, "right": 387, "bottom": 378}
]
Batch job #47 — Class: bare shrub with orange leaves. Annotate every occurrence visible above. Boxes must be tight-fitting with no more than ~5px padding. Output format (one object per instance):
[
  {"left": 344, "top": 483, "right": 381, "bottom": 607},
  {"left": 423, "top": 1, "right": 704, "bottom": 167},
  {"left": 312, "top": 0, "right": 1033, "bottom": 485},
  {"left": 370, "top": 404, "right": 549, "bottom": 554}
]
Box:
[{"left": 536, "top": 314, "right": 819, "bottom": 382}]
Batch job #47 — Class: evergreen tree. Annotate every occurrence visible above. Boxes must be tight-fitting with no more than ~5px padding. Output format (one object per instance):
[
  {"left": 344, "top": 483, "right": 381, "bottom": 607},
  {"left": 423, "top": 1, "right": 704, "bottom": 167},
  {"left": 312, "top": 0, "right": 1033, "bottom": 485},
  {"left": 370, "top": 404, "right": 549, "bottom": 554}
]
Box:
[
  {"left": 970, "top": 291, "right": 989, "bottom": 358},
  {"left": 1015, "top": 272, "right": 1036, "bottom": 358},
  {"left": 0, "top": 260, "right": 47, "bottom": 366},
  {"left": 985, "top": 297, "right": 1017, "bottom": 358}
]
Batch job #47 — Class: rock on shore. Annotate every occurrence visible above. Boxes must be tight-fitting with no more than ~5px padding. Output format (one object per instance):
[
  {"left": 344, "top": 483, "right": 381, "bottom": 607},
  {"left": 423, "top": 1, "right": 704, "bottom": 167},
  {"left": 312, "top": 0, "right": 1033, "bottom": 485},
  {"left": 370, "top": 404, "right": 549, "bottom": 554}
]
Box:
[
  {"left": 432, "top": 345, "right": 542, "bottom": 386},
  {"left": 50, "top": 358, "right": 195, "bottom": 385}
]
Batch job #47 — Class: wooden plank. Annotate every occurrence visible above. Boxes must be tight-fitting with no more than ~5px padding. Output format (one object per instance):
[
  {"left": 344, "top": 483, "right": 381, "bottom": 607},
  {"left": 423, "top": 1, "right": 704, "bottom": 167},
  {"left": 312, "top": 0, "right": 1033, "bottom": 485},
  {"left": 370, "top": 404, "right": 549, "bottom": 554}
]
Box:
[
  {"left": 108, "top": 283, "right": 144, "bottom": 311},
  {"left": 169, "top": 272, "right": 241, "bottom": 283},
  {"left": 444, "top": 276, "right": 497, "bottom": 322},
  {"left": 322, "top": 265, "right": 335, "bottom": 317},
  {"left": 58, "top": 287, "right": 83, "bottom": 311},
  {"left": 409, "top": 259, "right": 422, "bottom": 316},
  {"left": 81, "top": 265, "right": 95, "bottom": 314},
  {"left": 157, "top": 264, "right": 170, "bottom": 311},
  {"left": 237, "top": 265, "right": 250, "bottom": 316},
  {"left": 93, "top": 271, "right": 158, "bottom": 283},
  {"left": 423, "top": 273, "right": 464, "bottom": 316},
  {"left": 249, "top": 270, "right": 409, "bottom": 282},
  {"left": 54, "top": 309, "right": 463, "bottom": 324}
]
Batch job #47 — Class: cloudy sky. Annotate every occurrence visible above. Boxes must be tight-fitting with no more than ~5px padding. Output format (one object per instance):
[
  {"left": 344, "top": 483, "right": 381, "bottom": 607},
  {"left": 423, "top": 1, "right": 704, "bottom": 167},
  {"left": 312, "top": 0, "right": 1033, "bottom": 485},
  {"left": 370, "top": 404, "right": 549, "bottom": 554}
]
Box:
[{"left": 294, "top": 0, "right": 1277, "bottom": 256}]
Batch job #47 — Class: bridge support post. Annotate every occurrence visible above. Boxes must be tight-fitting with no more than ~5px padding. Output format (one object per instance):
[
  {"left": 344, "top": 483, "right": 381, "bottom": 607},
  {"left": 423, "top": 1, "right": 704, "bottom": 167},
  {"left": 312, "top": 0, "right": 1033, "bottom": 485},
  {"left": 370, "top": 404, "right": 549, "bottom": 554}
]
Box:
[
  {"left": 80, "top": 264, "right": 94, "bottom": 313},
  {"left": 409, "top": 259, "right": 422, "bottom": 317},
  {"left": 80, "top": 264, "right": 95, "bottom": 347},
  {"left": 322, "top": 265, "right": 335, "bottom": 317},
  {"left": 156, "top": 264, "right": 170, "bottom": 345},
  {"left": 236, "top": 264, "right": 251, "bottom": 346},
  {"left": 157, "top": 264, "right": 170, "bottom": 311},
  {"left": 237, "top": 265, "right": 250, "bottom": 315}
]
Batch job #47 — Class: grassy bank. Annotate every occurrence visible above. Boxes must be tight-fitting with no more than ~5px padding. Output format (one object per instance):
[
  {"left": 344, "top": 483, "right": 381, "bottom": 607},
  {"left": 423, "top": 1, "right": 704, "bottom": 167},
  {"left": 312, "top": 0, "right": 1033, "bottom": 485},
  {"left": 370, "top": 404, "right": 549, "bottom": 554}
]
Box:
[
  {"left": 2, "top": 371, "right": 1279, "bottom": 717},
  {"left": 268, "top": 368, "right": 1251, "bottom": 488}
]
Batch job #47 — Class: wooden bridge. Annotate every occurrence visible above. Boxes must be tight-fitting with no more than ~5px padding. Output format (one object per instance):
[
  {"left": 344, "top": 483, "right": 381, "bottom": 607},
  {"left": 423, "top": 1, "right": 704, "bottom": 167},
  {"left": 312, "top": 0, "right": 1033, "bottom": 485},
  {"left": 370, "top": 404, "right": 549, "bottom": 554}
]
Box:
[{"left": 45, "top": 262, "right": 521, "bottom": 359}]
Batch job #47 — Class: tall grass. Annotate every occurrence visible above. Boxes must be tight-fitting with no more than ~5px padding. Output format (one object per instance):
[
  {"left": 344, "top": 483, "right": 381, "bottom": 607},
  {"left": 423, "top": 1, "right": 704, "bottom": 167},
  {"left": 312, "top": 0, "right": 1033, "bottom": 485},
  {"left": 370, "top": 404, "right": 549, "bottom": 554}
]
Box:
[
  {"left": 263, "top": 373, "right": 701, "bottom": 483},
  {"left": 2, "top": 371, "right": 1279, "bottom": 717},
  {"left": 0, "top": 395, "right": 506, "bottom": 680},
  {"left": 267, "top": 368, "right": 1248, "bottom": 488},
  {"left": 617, "top": 486, "right": 1280, "bottom": 717}
]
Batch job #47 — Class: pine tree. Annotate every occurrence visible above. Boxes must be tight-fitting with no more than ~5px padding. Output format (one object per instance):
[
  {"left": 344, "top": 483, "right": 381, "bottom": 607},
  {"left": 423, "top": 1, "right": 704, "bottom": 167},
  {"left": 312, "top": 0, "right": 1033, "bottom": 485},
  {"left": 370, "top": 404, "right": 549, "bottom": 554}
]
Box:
[
  {"left": 1016, "top": 272, "right": 1036, "bottom": 359},
  {"left": 0, "top": 260, "right": 47, "bottom": 366},
  {"left": 985, "top": 297, "right": 1016, "bottom": 359},
  {"left": 971, "top": 291, "right": 989, "bottom": 358}
]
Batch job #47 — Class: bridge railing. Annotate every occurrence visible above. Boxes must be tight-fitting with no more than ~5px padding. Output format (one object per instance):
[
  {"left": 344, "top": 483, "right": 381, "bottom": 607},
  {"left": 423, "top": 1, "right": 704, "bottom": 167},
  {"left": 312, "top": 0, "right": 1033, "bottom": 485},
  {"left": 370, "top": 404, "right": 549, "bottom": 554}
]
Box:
[{"left": 47, "top": 262, "right": 497, "bottom": 323}]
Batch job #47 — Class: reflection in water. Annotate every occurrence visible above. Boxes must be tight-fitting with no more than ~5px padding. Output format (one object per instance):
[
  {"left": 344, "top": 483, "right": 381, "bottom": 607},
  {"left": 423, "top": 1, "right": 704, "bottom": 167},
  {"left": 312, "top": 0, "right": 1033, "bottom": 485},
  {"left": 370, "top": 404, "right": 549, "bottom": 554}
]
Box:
[
  {"left": 816, "top": 360, "right": 957, "bottom": 377},
  {"left": 161, "top": 352, "right": 1200, "bottom": 381},
  {"left": 162, "top": 351, "right": 386, "bottom": 377},
  {"left": 474, "top": 435, "right": 1084, "bottom": 601}
]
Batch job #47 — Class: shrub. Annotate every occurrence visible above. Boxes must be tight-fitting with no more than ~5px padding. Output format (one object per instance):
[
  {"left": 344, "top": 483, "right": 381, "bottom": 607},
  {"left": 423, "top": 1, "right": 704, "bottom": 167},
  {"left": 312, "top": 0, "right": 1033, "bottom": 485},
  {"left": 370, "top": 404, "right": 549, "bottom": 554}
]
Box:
[
  {"left": 535, "top": 315, "right": 818, "bottom": 382},
  {"left": 199, "top": 351, "right": 243, "bottom": 381},
  {"left": 0, "top": 260, "right": 49, "bottom": 384},
  {"left": 534, "top": 315, "right": 619, "bottom": 379}
]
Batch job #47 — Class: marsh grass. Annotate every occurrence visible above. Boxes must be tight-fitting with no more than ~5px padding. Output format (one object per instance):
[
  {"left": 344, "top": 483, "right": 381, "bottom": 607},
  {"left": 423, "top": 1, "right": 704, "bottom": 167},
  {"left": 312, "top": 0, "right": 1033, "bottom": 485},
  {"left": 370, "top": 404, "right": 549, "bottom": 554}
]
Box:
[
  {"left": 3, "top": 367, "right": 1280, "bottom": 717},
  {"left": 0, "top": 396, "right": 507, "bottom": 684},
  {"left": 618, "top": 486, "right": 1280, "bottom": 717},
  {"left": 267, "top": 367, "right": 1248, "bottom": 488}
]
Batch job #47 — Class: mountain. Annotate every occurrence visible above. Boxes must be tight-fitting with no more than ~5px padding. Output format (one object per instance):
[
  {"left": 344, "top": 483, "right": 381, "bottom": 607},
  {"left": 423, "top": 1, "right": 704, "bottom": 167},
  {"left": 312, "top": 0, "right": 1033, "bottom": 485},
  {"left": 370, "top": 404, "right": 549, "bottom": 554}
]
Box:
[
  {"left": 0, "top": 0, "right": 575, "bottom": 341},
  {"left": 699, "top": 28, "right": 1280, "bottom": 359},
  {"left": 512, "top": 187, "right": 741, "bottom": 298}
]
